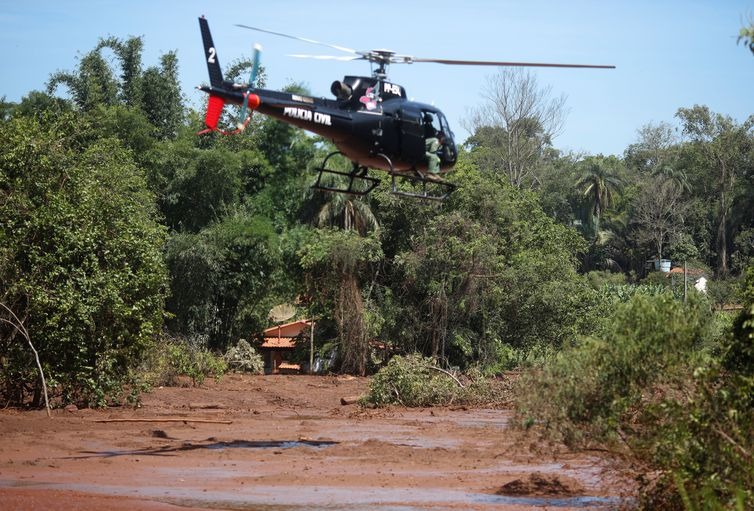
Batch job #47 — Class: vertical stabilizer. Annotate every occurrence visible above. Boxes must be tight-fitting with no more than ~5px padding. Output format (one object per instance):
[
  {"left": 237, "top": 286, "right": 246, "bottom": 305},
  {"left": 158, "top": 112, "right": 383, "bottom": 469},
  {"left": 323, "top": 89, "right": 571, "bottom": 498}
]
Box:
[{"left": 199, "top": 16, "right": 223, "bottom": 87}]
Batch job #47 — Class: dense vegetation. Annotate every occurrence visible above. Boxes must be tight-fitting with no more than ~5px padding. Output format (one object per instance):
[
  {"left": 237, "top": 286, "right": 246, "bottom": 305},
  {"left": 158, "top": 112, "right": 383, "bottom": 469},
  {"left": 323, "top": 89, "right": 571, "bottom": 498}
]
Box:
[{"left": 1, "top": 28, "right": 753, "bottom": 509}]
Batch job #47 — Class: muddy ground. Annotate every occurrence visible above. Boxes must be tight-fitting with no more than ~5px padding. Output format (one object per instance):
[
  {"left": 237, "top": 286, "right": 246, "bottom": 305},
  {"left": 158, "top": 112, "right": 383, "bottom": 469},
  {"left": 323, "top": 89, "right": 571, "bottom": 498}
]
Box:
[{"left": 0, "top": 374, "right": 636, "bottom": 510}]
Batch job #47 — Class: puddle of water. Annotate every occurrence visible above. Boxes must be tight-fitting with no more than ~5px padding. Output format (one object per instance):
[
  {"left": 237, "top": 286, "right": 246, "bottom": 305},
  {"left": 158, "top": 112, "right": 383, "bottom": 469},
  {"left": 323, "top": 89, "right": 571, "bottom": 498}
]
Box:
[
  {"left": 205, "top": 439, "right": 337, "bottom": 451},
  {"left": 1, "top": 478, "right": 626, "bottom": 510},
  {"left": 68, "top": 439, "right": 337, "bottom": 459},
  {"left": 476, "top": 493, "right": 625, "bottom": 509}
]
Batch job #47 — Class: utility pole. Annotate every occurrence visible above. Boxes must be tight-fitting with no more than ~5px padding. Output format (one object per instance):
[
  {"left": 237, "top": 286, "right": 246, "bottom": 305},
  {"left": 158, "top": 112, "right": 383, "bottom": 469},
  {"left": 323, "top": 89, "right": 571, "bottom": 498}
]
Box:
[
  {"left": 309, "top": 320, "right": 315, "bottom": 374},
  {"left": 684, "top": 260, "right": 688, "bottom": 303}
]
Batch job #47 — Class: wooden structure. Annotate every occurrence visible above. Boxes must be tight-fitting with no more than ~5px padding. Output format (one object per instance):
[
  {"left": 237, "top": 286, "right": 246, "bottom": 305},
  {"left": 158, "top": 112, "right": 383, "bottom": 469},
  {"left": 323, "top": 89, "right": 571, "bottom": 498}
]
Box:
[{"left": 260, "top": 319, "right": 313, "bottom": 374}]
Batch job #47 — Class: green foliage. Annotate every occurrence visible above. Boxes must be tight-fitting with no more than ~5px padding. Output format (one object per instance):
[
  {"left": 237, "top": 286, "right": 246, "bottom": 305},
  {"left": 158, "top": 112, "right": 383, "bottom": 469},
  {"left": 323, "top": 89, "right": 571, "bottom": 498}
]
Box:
[
  {"left": 364, "top": 354, "right": 509, "bottom": 407},
  {"left": 385, "top": 163, "right": 594, "bottom": 368},
  {"left": 583, "top": 270, "right": 627, "bottom": 289},
  {"left": 224, "top": 339, "right": 264, "bottom": 374},
  {"left": 516, "top": 275, "right": 754, "bottom": 508},
  {"left": 299, "top": 229, "right": 383, "bottom": 375},
  {"left": 738, "top": 21, "right": 754, "bottom": 55},
  {"left": 0, "top": 114, "right": 168, "bottom": 407},
  {"left": 515, "top": 292, "right": 712, "bottom": 445},
  {"left": 47, "top": 35, "right": 183, "bottom": 138},
  {"left": 706, "top": 276, "right": 741, "bottom": 310},
  {"left": 141, "top": 336, "right": 226, "bottom": 387},
  {"left": 165, "top": 211, "right": 279, "bottom": 350}
]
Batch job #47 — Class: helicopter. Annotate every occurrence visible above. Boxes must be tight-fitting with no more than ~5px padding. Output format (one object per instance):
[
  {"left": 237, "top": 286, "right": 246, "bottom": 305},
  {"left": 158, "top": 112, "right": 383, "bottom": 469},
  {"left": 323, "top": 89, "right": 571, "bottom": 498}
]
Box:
[{"left": 197, "top": 16, "right": 614, "bottom": 200}]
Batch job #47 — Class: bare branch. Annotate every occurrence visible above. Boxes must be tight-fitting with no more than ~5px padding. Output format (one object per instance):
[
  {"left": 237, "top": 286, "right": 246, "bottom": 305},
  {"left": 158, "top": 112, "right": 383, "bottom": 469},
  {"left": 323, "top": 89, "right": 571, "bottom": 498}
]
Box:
[{"left": 0, "top": 303, "right": 51, "bottom": 417}]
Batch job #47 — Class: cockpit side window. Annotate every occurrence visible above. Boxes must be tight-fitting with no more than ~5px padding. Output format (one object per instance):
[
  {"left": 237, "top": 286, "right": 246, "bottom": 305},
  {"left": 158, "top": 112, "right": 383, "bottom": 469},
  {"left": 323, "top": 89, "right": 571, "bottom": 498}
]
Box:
[
  {"left": 437, "top": 112, "right": 453, "bottom": 139},
  {"left": 421, "top": 111, "right": 442, "bottom": 138}
]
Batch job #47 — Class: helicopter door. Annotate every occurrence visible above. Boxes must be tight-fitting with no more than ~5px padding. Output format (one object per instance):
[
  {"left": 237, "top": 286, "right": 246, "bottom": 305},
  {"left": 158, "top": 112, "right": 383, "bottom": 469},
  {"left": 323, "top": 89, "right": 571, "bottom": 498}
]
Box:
[{"left": 399, "top": 108, "right": 425, "bottom": 164}]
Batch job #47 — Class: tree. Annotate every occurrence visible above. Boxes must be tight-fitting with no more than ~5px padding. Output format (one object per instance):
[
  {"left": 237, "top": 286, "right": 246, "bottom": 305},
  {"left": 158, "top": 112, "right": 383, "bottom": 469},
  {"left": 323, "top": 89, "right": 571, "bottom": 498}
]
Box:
[
  {"left": 310, "top": 155, "right": 380, "bottom": 235},
  {"left": 465, "top": 68, "right": 566, "bottom": 188},
  {"left": 631, "top": 176, "right": 689, "bottom": 263},
  {"left": 47, "top": 36, "right": 183, "bottom": 138},
  {"left": 0, "top": 114, "right": 168, "bottom": 406},
  {"left": 740, "top": 19, "right": 754, "bottom": 55},
  {"left": 624, "top": 121, "right": 679, "bottom": 174},
  {"left": 165, "top": 212, "right": 279, "bottom": 350},
  {"left": 576, "top": 156, "right": 624, "bottom": 236},
  {"left": 299, "top": 230, "right": 383, "bottom": 376},
  {"left": 676, "top": 105, "right": 754, "bottom": 275},
  {"left": 387, "top": 161, "right": 593, "bottom": 369}
]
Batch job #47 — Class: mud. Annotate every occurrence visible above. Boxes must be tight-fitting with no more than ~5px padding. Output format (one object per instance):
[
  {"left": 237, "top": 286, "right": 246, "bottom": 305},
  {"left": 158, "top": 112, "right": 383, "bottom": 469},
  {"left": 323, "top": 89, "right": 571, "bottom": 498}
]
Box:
[{"left": 0, "top": 374, "right": 636, "bottom": 510}]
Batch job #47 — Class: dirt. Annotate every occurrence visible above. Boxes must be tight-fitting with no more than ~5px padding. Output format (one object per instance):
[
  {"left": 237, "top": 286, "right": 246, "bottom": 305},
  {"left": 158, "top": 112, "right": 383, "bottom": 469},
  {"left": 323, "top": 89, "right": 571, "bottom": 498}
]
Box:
[{"left": 0, "top": 374, "right": 636, "bottom": 510}]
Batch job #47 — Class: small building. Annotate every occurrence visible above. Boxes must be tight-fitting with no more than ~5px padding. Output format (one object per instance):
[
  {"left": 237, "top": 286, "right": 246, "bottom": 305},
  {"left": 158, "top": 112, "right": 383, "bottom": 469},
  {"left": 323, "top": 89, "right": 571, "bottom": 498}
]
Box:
[
  {"left": 259, "top": 319, "right": 313, "bottom": 374},
  {"left": 667, "top": 266, "right": 708, "bottom": 293}
]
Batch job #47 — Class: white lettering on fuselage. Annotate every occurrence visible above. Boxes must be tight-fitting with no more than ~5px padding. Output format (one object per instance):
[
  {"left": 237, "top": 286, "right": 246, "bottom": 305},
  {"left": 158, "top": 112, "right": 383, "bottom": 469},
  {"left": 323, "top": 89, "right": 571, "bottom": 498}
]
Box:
[
  {"left": 283, "top": 107, "right": 332, "bottom": 126},
  {"left": 383, "top": 82, "right": 401, "bottom": 96}
]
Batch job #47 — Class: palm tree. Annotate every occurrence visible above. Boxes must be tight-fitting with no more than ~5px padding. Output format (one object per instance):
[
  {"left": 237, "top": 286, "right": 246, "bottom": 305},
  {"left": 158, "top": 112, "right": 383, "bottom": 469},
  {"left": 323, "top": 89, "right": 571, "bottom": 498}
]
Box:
[
  {"left": 576, "top": 158, "right": 624, "bottom": 236},
  {"left": 316, "top": 190, "right": 379, "bottom": 235},
  {"left": 309, "top": 154, "right": 379, "bottom": 235}
]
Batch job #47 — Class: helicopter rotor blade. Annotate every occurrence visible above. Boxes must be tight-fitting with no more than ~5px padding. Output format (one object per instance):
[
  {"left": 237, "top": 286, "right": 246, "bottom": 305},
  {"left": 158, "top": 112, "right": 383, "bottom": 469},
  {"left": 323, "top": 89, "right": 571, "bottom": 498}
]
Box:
[
  {"left": 288, "top": 53, "right": 361, "bottom": 61},
  {"left": 411, "top": 57, "right": 615, "bottom": 69},
  {"left": 235, "top": 24, "right": 357, "bottom": 54}
]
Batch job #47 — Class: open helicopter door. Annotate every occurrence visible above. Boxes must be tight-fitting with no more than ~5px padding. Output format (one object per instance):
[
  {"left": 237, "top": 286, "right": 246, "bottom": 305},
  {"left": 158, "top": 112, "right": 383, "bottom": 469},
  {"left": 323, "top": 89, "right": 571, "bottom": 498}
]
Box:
[
  {"left": 392, "top": 107, "right": 456, "bottom": 201},
  {"left": 399, "top": 108, "right": 425, "bottom": 165}
]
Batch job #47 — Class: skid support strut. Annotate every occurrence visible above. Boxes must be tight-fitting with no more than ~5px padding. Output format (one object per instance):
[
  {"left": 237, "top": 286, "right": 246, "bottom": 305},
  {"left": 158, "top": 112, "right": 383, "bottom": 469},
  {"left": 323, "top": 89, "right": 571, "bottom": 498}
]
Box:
[{"left": 311, "top": 152, "right": 380, "bottom": 196}]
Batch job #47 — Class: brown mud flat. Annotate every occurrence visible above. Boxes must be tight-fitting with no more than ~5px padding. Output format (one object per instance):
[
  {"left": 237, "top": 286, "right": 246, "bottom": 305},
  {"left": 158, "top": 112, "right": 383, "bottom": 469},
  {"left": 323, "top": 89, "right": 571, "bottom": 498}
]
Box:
[{"left": 0, "top": 374, "right": 636, "bottom": 510}]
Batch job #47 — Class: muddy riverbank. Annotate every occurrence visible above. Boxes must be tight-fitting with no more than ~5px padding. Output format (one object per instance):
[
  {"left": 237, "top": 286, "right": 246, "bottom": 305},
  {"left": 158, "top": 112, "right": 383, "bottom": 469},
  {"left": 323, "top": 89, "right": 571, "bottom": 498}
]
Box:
[{"left": 0, "top": 374, "right": 636, "bottom": 510}]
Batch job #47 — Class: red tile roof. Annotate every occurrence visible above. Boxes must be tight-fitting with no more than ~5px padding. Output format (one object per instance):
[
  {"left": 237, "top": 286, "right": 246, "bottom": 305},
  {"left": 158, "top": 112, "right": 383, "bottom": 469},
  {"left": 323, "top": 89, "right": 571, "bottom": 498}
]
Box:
[
  {"left": 261, "top": 337, "right": 296, "bottom": 349},
  {"left": 668, "top": 267, "right": 706, "bottom": 276}
]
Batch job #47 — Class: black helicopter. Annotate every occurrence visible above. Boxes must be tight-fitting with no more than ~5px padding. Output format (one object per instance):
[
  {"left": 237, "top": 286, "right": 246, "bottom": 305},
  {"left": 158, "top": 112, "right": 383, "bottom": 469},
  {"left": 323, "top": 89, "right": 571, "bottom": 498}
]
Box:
[{"left": 197, "top": 16, "right": 613, "bottom": 200}]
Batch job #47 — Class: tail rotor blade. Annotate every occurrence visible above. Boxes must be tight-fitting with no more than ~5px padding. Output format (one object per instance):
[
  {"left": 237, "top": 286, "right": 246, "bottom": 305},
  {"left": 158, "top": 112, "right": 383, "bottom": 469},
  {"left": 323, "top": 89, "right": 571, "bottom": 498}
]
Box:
[{"left": 237, "top": 44, "right": 262, "bottom": 129}]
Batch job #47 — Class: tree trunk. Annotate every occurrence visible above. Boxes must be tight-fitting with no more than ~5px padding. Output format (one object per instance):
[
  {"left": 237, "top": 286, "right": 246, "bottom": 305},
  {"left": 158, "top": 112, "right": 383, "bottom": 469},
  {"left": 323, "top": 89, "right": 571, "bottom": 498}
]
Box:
[{"left": 337, "top": 275, "right": 367, "bottom": 376}]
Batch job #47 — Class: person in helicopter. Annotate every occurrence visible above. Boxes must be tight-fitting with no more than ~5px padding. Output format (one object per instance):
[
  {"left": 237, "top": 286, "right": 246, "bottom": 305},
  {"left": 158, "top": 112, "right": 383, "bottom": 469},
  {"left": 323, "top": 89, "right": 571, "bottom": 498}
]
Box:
[
  {"left": 422, "top": 113, "right": 442, "bottom": 174},
  {"left": 425, "top": 130, "right": 445, "bottom": 175}
]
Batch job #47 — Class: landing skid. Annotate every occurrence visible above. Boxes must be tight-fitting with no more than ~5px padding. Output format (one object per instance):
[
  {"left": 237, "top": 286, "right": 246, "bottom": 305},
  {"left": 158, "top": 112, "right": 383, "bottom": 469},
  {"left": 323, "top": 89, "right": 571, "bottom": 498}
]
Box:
[
  {"left": 390, "top": 169, "right": 456, "bottom": 201},
  {"left": 311, "top": 151, "right": 456, "bottom": 201},
  {"left": 311, "top": 152, "right": 380, "bottom": 196}
]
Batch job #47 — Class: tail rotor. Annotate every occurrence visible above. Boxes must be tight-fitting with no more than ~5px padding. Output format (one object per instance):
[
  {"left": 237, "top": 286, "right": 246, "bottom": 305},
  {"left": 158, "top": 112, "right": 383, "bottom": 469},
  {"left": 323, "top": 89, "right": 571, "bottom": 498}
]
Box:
[{"left": 236, "top": 43, "right": 262, "bottom": 131}]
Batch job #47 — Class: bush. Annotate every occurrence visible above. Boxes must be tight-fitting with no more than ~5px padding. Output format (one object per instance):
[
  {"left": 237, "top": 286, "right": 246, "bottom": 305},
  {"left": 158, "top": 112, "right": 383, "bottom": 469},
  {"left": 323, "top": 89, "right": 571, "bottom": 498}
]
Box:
[
  {"left": 515, "top": 280, "right": 754, "bottom": 509},
  {"left": 363, "top": 354, "right": 510, "bottom": 407},
  {"left": 224, "top": 339, "right": 264, "bottom": 374},
  {"left": 0, "top": 115, "right": 168, "bottom": 408},
  {"left": 141, "top": 336, "right": 227, "bottom": 387},
  {"left": 515, "top": 292, "right": 713, "bottom": 445}
]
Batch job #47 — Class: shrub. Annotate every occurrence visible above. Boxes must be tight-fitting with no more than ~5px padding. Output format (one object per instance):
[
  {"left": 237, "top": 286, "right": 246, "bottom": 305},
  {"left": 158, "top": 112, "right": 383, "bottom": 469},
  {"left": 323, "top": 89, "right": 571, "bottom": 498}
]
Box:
[
  {"left": 0, "top": 115, "right": 168, "bottom": 408},
  {"left": 224, "top": 339, "right": 264, "bottom": 374},
  {"left": 364, "top": 354, "right": 510, "bottom": 407},
  {"left": 141, "top": 336, "right": 227, "bottom": 387},
  {"left": 515, "top": 292, "right": 712, "bottom": 445}
]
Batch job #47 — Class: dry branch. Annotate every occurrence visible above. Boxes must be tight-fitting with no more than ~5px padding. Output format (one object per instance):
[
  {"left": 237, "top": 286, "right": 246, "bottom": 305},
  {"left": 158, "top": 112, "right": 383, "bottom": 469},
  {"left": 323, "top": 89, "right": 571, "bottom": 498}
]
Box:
[
  {"left": 428, "top": 366, "right": 465, "bottom": 388},
  {"left": 0, "top": 303, "right": 51, "bottom": 418}
]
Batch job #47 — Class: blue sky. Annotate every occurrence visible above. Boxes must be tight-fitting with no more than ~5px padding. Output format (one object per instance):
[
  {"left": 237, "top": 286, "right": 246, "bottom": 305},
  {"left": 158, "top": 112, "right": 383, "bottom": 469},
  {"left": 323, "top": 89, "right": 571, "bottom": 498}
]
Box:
[{"left": 2, "top": 1, "right": 753, "bottom": 156}]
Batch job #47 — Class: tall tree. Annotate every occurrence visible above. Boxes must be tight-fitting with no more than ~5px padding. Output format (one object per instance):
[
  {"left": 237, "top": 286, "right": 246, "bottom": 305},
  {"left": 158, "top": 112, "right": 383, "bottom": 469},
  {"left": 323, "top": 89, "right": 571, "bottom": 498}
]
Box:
[
  {"left": 47, "top": 36, "right": 183, "bottom": 138},
  {"left": 631, "top": 176, "right": 689, "bottom": 263},
  {"left": 676, "top": 105, "right": 754, "bottom": 274},
  {"left": 576, "top": 156, "right": 624, "bottom": 236},
  {"left": 465, "top": 68, "right": 566, "bottom": 188},
  {"left": 0, "top": 114, "right": 168, "bottom": 406}
]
